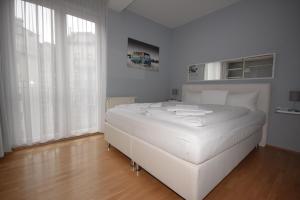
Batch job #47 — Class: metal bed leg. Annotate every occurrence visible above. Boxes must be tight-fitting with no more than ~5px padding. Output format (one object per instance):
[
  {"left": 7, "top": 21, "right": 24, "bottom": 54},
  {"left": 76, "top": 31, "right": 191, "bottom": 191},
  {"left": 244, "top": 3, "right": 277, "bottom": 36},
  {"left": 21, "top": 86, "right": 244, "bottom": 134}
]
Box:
[
  {"left": 135, "top": 164, "right": 140, "bottom": 171},
  {"left": 130, "top": 160, "right": 135, "bottom": 167},
  {"left": 130, "top": 160, "right": 135, "bottom": 171},
  {"left": 107, "top": 143, "right": 111, "bottom": 151},
  {"left": 135, "top": 164, "right": 141, "bottom": 176}
]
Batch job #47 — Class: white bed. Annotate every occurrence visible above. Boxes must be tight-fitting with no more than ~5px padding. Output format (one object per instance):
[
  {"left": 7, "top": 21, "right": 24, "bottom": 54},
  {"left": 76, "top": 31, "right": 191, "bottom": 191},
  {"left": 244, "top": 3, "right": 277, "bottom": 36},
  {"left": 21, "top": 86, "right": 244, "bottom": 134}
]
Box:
[
  {"left": 104, "top": 83, "right": 271, "bottom": 200},
  {"left": 106, "top": 103, "right": 265, "bottom": 164}
]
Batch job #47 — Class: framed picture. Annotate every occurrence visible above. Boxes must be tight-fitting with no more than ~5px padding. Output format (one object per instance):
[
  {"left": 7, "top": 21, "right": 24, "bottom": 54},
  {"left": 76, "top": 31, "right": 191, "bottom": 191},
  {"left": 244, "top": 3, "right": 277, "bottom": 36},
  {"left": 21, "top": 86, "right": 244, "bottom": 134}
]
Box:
[
  {"left": 187, "top": 64, "right": 205, "bottom": 81},
  {"left": 127, "top": 38, "right": 159, "bottom": 71}
]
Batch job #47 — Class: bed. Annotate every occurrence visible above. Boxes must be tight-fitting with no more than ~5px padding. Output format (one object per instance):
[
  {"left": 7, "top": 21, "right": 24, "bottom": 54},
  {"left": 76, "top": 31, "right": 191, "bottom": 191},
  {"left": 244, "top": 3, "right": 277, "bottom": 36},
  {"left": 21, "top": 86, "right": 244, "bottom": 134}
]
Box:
[{"left": 104, "top": 83, "right": 271, "bottom": 200}]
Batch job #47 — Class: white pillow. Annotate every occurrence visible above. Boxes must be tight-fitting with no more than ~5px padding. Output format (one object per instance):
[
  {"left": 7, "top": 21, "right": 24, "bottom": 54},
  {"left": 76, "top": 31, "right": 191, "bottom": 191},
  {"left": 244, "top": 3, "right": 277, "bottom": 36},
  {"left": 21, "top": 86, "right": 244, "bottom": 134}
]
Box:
[
  {"left": 201, "top": 90, "right": 228, "bottom": 105},
  {"left": 226, "top": 92, "right": 259, "bottom": 111},
  {"left": 183, "top": 91, "right": 202, "bottom": 104}
]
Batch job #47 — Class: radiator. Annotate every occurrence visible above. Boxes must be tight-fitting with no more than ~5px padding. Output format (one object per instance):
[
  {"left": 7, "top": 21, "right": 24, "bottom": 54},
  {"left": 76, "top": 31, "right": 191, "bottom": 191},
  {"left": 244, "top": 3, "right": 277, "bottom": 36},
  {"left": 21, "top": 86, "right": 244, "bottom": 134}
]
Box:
[{"left": 106, "top": 96, "right": 136, "bottom": 110}]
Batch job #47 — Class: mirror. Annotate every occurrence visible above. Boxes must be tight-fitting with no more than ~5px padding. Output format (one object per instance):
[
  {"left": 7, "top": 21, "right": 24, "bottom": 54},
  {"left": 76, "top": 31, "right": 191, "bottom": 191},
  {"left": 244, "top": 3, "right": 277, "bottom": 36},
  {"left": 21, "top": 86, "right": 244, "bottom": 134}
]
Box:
[{"left": 187, "top": 53, "right": 275, "bottom": 81}]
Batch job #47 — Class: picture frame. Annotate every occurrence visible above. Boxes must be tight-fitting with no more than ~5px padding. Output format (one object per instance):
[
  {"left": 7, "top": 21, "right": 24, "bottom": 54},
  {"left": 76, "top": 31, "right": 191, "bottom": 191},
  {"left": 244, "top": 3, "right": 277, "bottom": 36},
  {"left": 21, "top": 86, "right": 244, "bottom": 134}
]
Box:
[{"left": 127, "top": 38, "right": 159, "bottom": 71}]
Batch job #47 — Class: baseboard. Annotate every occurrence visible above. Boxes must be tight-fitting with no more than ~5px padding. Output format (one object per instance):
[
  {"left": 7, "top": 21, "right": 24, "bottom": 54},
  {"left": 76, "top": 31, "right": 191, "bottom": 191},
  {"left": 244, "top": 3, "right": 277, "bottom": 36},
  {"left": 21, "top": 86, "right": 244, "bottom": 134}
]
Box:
[
  {"left": 12, "top": 132, "right": 104, "bottom": 151},
  {"left": 266, "top": 144, "right": 300, "bottom": 155}
]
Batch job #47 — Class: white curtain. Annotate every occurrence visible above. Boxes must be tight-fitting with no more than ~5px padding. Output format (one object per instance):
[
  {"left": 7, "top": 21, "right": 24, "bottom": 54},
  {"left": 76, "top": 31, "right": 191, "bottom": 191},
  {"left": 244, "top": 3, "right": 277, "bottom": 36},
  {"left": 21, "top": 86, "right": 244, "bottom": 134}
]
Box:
[{"left": 0, "top": 0, "right": 107, "bottom": 152}]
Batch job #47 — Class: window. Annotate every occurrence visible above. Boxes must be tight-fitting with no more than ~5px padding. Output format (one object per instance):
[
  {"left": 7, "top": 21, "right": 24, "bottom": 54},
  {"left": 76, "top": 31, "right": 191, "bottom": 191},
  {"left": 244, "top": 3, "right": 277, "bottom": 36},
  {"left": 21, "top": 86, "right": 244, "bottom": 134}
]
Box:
[
  {"left": 66, "top": 14, "right": 98, "bottom": 132},
  {"left": 12, "top": 0, "right": 104, "bottom": 145}
]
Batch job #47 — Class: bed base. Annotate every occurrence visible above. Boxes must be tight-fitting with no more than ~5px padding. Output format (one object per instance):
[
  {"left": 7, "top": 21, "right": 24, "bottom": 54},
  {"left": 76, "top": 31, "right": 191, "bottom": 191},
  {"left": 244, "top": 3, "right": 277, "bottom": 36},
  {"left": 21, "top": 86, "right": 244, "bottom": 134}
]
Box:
[{"left": 104, "top": 122, "right": 262, "bottom": 200}]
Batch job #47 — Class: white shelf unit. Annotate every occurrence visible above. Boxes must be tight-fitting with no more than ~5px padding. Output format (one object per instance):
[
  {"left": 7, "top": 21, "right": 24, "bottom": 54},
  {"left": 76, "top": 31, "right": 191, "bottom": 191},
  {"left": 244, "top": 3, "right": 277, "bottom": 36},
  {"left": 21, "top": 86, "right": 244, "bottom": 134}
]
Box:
[
  {"left": 224, "top": 54, "right": 275, "bottom": 80},
  {"left": 246, "top": 64, "right": 273, "bottom": 68},
  {"left": 227, "top": 76, "right": 243, "bottom": 79},
  {"left": 227, "top": 68, "right": 243, "bottom": 71}
]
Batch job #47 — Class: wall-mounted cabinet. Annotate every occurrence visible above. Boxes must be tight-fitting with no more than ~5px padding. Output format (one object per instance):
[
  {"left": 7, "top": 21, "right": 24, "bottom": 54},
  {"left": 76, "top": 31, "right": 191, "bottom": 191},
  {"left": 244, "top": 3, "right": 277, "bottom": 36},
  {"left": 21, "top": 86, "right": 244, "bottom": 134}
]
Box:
[
  {"left": 187, "top": 53, "right": 275, "bottom": 82},
  {"left": 225, "top": 59, "right": 244, "bottom": 79},
  {"left": 243, "top": 55, "right": 274, "bottom": 78}
]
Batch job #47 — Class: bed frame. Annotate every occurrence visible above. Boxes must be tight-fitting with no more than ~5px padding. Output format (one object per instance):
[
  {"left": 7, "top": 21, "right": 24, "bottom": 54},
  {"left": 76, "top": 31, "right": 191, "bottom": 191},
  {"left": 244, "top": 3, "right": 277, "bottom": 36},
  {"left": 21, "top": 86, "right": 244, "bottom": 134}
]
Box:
[{"left": 104, "top": 83, "right": 271, "bottom": 200}]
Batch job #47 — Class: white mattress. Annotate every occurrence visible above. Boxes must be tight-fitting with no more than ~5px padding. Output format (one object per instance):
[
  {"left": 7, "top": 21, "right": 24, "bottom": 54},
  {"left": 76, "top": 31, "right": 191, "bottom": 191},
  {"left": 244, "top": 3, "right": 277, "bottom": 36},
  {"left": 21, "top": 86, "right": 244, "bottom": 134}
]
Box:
[{"left": 106, "top": 102, "right": 265, "bottom": 164}]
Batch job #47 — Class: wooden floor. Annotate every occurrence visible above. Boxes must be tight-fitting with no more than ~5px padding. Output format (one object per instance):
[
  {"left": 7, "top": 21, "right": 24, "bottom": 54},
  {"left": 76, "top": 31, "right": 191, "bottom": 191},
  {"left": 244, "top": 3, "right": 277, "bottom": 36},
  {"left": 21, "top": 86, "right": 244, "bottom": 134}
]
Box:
[{"left": 0, "top": 134, "right": 299, "bottom": 200}]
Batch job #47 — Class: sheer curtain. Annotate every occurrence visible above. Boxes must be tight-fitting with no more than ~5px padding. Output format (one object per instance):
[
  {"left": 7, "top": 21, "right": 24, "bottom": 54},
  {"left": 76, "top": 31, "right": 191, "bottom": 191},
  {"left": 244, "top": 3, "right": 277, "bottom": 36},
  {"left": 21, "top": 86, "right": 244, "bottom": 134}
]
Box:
[{"left": 0, "top": 0, "right": 107, "bottom": 152}]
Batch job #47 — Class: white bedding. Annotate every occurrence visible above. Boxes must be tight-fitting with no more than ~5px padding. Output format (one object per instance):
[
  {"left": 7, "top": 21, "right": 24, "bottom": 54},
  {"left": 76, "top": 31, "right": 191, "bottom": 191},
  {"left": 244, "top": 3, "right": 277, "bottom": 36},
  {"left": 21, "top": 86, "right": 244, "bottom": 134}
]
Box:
[{"left": 106, "top": 102, "right": 265, "bottom": 164}]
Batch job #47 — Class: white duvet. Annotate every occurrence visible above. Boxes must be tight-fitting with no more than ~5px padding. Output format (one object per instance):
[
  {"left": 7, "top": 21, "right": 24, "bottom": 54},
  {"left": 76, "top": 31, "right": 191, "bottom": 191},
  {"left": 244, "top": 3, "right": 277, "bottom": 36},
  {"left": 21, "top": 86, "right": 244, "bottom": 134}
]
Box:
[
  {"left": 112, "top": 102, "right": 249, "bottom": 127},
  {"left": 106, "top": 102, "right": 265, "bottom": 164}
]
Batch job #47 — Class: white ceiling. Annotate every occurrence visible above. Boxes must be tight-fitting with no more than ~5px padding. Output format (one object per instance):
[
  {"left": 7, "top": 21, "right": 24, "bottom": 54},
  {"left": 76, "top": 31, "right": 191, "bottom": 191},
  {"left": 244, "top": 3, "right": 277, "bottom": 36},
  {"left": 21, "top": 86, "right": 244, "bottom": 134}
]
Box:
[
  {"left": 109, "top": 0, "right": 242, "bottom": 28},
  {"left": 108, "top": 0, "right": 135, "bottom": 12}
]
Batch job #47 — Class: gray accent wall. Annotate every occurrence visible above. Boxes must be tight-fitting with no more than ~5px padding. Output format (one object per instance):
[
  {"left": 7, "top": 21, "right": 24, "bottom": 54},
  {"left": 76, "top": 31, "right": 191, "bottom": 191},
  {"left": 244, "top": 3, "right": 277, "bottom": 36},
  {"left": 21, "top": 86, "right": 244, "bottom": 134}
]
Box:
[
  {"left": 169, "top": 0, "right": 300, "bottom": 151},
  {"left": 107, "top": 10, "right": 172, "bottom": 102}
]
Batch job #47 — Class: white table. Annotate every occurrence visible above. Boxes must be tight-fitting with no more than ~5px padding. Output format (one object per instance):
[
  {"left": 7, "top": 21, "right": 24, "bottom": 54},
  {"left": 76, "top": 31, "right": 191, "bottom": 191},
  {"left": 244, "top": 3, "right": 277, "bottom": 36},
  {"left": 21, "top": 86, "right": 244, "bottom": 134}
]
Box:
[{"left": 275, "top": 109, "right": 300, "bottom": 115}]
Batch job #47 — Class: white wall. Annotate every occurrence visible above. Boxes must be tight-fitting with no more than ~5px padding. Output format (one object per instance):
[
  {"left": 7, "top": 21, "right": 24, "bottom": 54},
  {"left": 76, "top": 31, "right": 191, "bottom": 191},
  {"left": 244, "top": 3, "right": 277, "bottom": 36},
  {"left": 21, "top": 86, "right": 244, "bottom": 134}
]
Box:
[
  {"left": 169, "top": 0, "right": 300, "bottom": 152},
  {"left": 107, "top": 10, "right": 172, "bottom": 102},
  {"left": 106, "top": 0, "right": 300, "bottom": 152}
]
